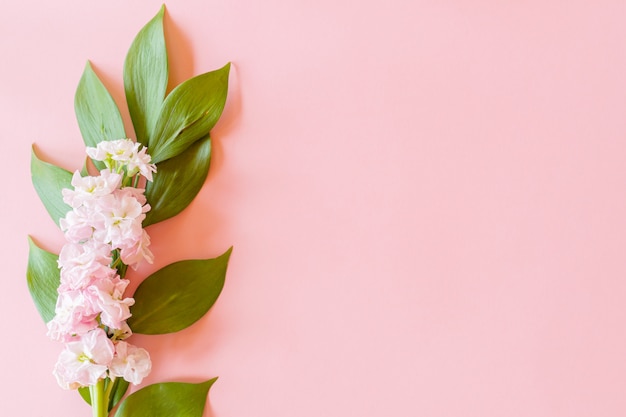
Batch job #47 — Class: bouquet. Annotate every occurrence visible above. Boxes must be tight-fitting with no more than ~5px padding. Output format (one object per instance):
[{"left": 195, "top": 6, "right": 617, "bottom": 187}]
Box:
[{"left": 26, "top": 6, "right": 232, "bottom": 416}]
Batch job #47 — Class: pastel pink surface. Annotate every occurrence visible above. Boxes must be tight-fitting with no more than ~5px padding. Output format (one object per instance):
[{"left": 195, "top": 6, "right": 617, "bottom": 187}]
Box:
[{"left": 2, "top": 0, "right": 626, "bottom": 416}]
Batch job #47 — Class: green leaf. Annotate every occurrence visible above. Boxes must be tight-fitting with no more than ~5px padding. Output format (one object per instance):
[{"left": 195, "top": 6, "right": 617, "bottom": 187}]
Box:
[
  {"left": 144, "top": 134, "right": 211, "bottom": 226},
  {"left": 109, "top": 378, "right": 131, "bottom": 411},
  {"left": 30, "top": 147, "right": 73, "bottom": 226},
  {"left": 115, "top": 379, "right": 217, "bottom": 417},
  {"left": 124, "top": 5, "right": 168, "bottom": 147},
  {"left": 26, "top": 237, "right": 59, "bottom": 323},
  {"left": 149, "top": 63, "right": 230, "bottom": 164},
  {"left": 128, "top": 248, "right": 232, "bottom": 334},
  {"left": 78, "top": 386, "right": 91, "bottom": 405},
  {"left": 75, "top": 61, "right": 126, "bottom": 153},
  {"left": 78, "top": 377, "right": 129, "bottom": 411}
]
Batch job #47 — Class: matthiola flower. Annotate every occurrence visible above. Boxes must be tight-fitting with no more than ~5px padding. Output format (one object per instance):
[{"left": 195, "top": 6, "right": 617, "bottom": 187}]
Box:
[
  {"left": 47, "top": 290, "right": 99, "bottom": 342},
  {"left": 87, "top": 139, "right": 135, "bottom": 163},
  {"left": 127, "top": 146, "right": 157, "bottom": 181},
  {"left": 116, "top": 186, "right": 148, "bottom": 206},
  {"left": 108, "top": 322, "right": 132, "bottom": 341},
  {"left": 58, "top": 241, "right": 112, "bottom": 269},
  {"left": 97, "top": 189, "right": 150, "bottom": 251},
  {"left": 53, "top": 328, "right": 115, "bottom": 389},
  {"left": 84, "top": 277, "right": 134, "bottom": 329},
  {"left": 48, "top": 138, "right": 156, "bottom": 393},
  {"left": 62, "top": 170, "right": 122, "bottom": 209},
  {"left": 86, "top": 139, "right": 156, "bottom": 181},
  {"left": 121, "top": 229, "right": 154, "bottom": 269},
  {"left": 109, "top": 341, "right": 151, "bottom": 384},
  {"left": 60, "top": 206, "right": 97, "bottom": 243},
  {"left": 57, "top": 242, "right": 115, "bottom": 290}
]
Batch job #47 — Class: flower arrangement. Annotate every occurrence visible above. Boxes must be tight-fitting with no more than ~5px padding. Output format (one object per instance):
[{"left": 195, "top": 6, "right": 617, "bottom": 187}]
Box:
[{"left": 26, "top": 6, "right": 232, "bottom": 417}]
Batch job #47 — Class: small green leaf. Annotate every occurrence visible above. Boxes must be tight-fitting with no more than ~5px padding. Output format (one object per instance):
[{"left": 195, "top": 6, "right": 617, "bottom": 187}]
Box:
[
  {"left": 124, "top": 5, "right": 168, "bottom": 147},
  {"left": 144, "top": 134, "right": 211, "bottom": 226},
  {"left": 26, "top": 237, "right": 59, "bottom": 323},
  {"left": 75, "top": 61, "right": 126, "bottom": 153},
  {"left": 30, "top": 147, "right": 73, "bottom": 226},
  {"left": 78, "top": 386, "right": 91, "bottom": 405},
  {"left": 128, "top": 248, "right": 232, "bottom": 334},
  {"left": 149, "top": 63, "right": 230, "bottom": 164},
  {"left": 115, "top": 379, "right": 217, "bottom": 417}
]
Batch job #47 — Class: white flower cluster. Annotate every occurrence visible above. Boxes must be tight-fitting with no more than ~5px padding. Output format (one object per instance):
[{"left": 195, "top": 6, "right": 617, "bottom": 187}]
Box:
[{"left": 49, "top": 139, "right": 157, "bottom": 390}]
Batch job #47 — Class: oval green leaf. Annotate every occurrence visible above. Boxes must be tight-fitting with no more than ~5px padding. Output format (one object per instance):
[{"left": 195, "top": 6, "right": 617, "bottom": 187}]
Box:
[
  {"left": 75, "top": 61, "right": 126, "bottom": 153},
  {"left": 26, "top": 237, "right": 59, "bottom": 323},
  {"left": 115, "top": 379, "right": 217, "bottom": 417},
  {"left": 31, "top": 147, "right": 72, "bottom": 226},
  {"left": 144, "top": 134, "right": 211, "bottom": 226},
  {"left": 128, "top": 248, "right": 232, "bottom": 334},
  {"left": 124, "top": 5, "right": 168, "bottom": 147},
  {"left": 149, "top": 63, "right": 230, "bottom": 164}
]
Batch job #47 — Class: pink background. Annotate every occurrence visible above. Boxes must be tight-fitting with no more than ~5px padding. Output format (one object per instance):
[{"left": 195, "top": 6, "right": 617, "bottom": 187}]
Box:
[{"left": 2, "top": 0, "right": 626, "bottom": 415}]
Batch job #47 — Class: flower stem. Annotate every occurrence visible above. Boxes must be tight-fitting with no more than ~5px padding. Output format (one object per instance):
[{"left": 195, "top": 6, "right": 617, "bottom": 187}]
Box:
[{"left": 90, "top": 378, "right": 108, "bottom": 417}]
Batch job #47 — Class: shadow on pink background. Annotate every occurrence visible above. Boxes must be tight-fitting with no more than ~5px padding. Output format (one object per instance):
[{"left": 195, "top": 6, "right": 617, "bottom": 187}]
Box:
[{"left": 2, "top": 0, "right": 626, "bottom": 416}]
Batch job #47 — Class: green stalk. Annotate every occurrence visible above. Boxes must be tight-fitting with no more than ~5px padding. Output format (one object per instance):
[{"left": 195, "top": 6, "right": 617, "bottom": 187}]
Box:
[
  {"left": 90, "top": 378, "right": 108, "bottom": 417},
  {"left": 105, "top": 377, "right": 118, "bottom": 410}
]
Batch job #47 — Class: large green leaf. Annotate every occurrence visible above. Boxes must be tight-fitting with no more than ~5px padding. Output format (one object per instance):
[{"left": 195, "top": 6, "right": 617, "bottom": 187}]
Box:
[
  {"left": 128, "top": 248, "right": 232, "bottom": 334},
  {"left": 149, "top": 63, "right": 230, "bottom": 164},
  {"left": 115, "top": 379, "right": 217, "bottom": 417},
  {"left": 75, "top": 61, "right": 126, "bottom": 152},
  {"left": 144, "top": 134, "right": 211, "bottom": 226},
  {"left": 124, "top": 5, "right": 168, "bottom": 147},
  {"left": 26, "top": 237, "right": 60, "bottom": 323},
  {"left": 30, "top": 147, "right": 72, "bottom": 226}
]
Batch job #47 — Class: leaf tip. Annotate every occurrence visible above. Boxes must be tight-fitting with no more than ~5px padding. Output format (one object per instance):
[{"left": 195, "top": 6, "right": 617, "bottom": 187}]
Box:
[
  {"left": 203, "top": 377, "right": 219, "bottom": 390},
  {"left": 222, "top": 246, "right": 234, "bottom": 260},
  {"left": 30, "top": 146, "right": 42, "bottom": 171}
]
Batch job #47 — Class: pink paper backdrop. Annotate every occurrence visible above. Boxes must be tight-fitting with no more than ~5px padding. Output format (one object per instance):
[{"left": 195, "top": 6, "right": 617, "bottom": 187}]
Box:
[{"left": 2, "top": 0, "right": 626, "bottom": 415}]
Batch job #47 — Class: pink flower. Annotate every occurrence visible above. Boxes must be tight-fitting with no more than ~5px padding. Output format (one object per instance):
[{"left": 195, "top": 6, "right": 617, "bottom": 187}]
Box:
[
  {"left": 108, "top": 322, "right": 132, "bottom": 341},
  {"left": 109, "top": 341, "right": 151, "bottom": 384},
  {"left": 58, "top": 241, "right": 112, "bottom": 271},
  {"left": 52, "top": 328, "right": 114, "bottom": 389},
  {"left": 62, "top": 170, "right": 122, "bottom": 209},
  {"left": 121, "top": 229, "right": 154, "bottom": 269},
  {"left": 127, "top": 146, "right": 157, "bottom": 181},
  {"left": 86, "top": 139, "right": 157, "bottom": 182},
  {"left": 116, "top": 186, "right": 148, "bottom": 207},
  {"left": 86, "top": 139, "right": 136, "bottom": 163},
  {"left": 85, "top": 277, "right": 134, "bottom": 329},
  {"left": 60, "top": 206, "right": 94, "bottom": 243},
  {"left": 57, "top": 242, "right": 115, "bottom": 290},
  {"left": 58, "top": 262, "right": 115, "bottom": 292},
  {"left": 47, "top": 290, "right": 99, "bottom": 341},
  {"left": 96, "top": 189, "right": 151, "bottom": 252}
]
